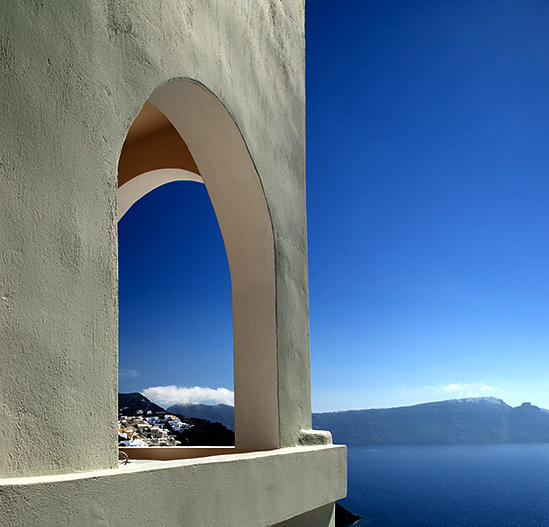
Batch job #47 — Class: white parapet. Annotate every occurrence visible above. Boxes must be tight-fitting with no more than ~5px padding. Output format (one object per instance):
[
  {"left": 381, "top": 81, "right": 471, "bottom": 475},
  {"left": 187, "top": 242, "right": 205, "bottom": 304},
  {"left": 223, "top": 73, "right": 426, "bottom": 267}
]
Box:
[{"left": 0, "top": 445, "right": 346, "bottom": 527}]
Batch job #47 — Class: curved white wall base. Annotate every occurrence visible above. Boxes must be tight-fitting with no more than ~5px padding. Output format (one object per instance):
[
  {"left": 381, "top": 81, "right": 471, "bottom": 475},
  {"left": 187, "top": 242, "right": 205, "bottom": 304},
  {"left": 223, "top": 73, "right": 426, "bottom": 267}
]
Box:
[{"left": 118, "top": 168, "right": 203, "bottom": 221}]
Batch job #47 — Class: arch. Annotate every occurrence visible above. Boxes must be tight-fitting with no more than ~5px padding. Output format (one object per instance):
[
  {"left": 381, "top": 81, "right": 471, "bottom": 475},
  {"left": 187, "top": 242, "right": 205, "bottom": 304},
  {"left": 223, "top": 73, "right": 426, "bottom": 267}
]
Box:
[
  {"left": 118, "top": 169, "right": 203, "bottom": 221},
  {"left": 117, "top": 78, "right": 279, "bottom": 450}
]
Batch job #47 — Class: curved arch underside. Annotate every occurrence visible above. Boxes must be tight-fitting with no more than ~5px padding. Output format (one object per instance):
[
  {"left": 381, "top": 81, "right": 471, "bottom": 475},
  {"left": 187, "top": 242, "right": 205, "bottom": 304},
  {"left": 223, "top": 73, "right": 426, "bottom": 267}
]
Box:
[
  {"left": 117, "top": 79, "right": 279, "bottom": 450},
  {"left": 118, "top": 168, "right": 203, "bottom": 221}
]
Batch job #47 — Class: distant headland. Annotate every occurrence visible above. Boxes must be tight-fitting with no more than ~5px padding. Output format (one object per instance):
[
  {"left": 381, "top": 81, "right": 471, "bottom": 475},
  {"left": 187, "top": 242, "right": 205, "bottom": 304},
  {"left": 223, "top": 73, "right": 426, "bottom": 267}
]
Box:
[
  {"left": 156, "top": 396, "right": 549, "bottom": 447},
  {"left": 313, "top": 397, "right": 549, "bottom": 446}
]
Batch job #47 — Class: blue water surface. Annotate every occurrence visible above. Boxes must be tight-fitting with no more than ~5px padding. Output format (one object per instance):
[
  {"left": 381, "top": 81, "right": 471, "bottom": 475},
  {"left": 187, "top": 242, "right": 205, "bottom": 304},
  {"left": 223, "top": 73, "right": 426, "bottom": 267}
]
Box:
[{"left": 341, "top": 444, "right": 549, "bottom": 526}]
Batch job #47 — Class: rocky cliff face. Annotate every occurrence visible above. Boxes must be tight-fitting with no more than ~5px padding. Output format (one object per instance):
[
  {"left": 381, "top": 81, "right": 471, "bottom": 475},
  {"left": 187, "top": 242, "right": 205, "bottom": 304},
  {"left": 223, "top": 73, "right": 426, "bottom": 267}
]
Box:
[{"left": 335, "top": 504, "right": 361, "bottom": 526}]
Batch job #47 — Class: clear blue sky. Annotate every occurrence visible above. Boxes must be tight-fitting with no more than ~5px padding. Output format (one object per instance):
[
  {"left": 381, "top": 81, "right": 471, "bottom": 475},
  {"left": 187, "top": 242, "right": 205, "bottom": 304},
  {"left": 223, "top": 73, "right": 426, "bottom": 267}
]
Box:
[{"left": 120, "top": 0, "right": 549, "bottom": 412}]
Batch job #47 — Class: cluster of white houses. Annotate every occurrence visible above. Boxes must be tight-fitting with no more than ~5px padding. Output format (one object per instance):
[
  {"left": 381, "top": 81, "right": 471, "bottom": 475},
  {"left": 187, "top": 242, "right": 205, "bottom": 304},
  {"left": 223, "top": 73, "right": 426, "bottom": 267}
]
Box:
[{"left": 118, "top": 415, "right": 190, "bottom": 447}]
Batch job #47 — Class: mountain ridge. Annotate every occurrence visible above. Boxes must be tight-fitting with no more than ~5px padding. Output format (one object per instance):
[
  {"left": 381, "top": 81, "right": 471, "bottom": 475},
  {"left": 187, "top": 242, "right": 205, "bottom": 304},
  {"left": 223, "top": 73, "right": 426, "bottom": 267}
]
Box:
[
  {"left": 167, "top": 403, "right": 235, "bottom": 430},
  {"left": 162, "top": 397, "right": 549, "bottom": 446},
  {"left": 312, "top": 397, "right": 549, "bottom": 445},
  {"left": 317, "top": 396, "right": 511, "bottom": 414}
]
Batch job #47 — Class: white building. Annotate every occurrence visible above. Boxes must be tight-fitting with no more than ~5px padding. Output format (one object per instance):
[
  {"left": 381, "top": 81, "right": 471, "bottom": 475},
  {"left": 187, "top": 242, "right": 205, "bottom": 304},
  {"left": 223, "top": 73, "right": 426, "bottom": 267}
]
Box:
[{"left": 0, "top": 2, "right": 346, "bottom": 526}]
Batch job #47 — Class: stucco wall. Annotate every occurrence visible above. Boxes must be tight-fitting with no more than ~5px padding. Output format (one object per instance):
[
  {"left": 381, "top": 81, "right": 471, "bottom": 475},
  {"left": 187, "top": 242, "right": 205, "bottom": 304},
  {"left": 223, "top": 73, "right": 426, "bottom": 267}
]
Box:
[
  {"left": 0, "top": 0, "right": 309, "bottom": 478},
  {"left": 0, "top": 446, "right": 346, "bottom": 527}
]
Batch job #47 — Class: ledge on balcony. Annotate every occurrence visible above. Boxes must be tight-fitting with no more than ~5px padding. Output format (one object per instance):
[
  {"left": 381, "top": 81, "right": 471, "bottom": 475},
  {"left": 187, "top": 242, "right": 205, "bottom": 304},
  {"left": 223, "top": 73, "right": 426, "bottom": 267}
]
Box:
[
  {"left": 119, "top": 445, "right": 250, "bottom": 461},
  {"left": 0, "top": 445, "right": 346, "bottom": 527}
]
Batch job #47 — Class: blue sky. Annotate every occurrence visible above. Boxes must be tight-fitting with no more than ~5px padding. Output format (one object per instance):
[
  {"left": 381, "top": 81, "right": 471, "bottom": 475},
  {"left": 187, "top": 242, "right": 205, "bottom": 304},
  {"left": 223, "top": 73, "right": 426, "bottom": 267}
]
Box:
[{"left": 120, "top": 0, "right": 549, "bottom": 412}]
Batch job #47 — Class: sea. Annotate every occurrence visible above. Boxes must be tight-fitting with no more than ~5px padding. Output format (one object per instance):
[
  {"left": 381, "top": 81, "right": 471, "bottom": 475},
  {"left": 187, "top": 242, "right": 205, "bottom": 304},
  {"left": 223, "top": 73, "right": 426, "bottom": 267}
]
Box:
[{"left": 340, "top": 444, "right": 549, "bottom": 527}]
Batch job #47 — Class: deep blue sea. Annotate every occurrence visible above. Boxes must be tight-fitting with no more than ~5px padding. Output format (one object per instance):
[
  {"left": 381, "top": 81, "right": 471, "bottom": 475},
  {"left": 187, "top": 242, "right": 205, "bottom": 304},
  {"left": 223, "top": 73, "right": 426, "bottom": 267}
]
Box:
[{"left": 341, "top": 444, "right": 549, "bottom": 527}]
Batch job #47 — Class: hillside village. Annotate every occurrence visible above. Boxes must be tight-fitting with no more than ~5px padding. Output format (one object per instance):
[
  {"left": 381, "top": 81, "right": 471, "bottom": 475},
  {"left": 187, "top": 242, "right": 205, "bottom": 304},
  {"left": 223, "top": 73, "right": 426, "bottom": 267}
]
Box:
[
  {"left": 118, "top": 393, "right": 235, "bottom": 446},
  {"left": 118, "top": 413, "right": 189, "bottom": 447}
]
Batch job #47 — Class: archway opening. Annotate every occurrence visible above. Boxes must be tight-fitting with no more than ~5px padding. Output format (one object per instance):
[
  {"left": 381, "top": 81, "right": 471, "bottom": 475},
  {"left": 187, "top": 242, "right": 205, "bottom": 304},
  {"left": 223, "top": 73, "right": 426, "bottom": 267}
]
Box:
[
  {"left": 117, "top": 80, "right": 279, "bottom": 459},
  {"left": 118, "top": 179, "right": 235, "bottom": 448}
]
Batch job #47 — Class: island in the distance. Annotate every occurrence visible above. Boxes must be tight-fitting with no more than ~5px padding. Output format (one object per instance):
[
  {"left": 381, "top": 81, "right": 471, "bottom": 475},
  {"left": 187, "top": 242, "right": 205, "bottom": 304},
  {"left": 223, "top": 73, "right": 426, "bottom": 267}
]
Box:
[
  {"left": 168, "top": 397, "right": 549, "bottom": 446},
  {"left": 313, "top": 397, "right": 549, "bottom": 446}
]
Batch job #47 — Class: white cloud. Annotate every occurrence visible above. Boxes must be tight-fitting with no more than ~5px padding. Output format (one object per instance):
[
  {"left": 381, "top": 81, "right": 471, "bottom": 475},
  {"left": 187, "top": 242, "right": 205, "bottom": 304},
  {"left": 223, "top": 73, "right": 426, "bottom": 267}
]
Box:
[
  {"left": 439, "top": 382, "right": 500, "bottom": 398},
  {"left": 120, "top": 368, "right": 140, "bottom": 378},
  {"left": 142, "top": 385, "right": 234, "bottom": 407}
]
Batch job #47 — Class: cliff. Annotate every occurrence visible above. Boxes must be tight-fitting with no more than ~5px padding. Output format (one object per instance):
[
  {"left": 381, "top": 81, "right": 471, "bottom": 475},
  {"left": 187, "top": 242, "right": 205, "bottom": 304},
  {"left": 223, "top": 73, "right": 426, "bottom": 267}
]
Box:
[{"left": 312, "top": 398, "right": 549, "bottom": 446}]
